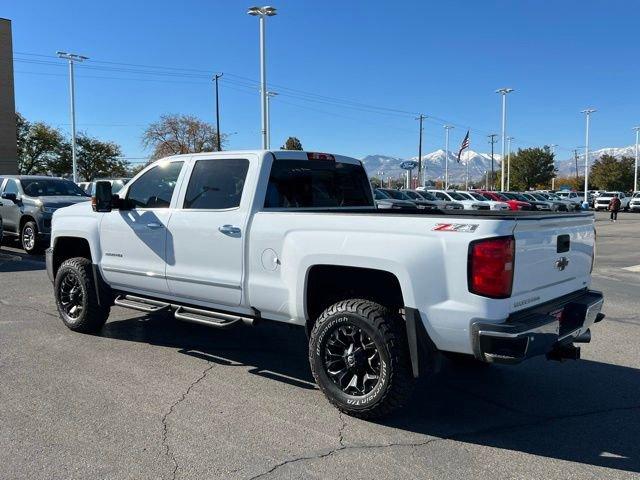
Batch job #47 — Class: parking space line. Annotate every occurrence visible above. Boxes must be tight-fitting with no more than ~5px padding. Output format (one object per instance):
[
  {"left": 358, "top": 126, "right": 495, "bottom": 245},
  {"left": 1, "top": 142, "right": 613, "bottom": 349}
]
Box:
[{"left": 622, "top": 265, "right": 640, "bottom": 272}]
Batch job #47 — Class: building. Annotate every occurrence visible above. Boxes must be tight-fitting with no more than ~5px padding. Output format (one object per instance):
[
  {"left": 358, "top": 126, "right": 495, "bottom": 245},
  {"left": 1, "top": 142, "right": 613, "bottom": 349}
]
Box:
[{"left": 0, "top": 18, "right": 18, "bottom": 174}]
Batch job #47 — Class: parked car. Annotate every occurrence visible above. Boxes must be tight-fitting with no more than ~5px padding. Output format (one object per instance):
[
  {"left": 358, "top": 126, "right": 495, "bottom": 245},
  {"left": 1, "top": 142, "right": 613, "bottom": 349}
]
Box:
[
  {"left": 77, "top": 181, "right": 91, "bottom": 192},
  {"left": 47, "top": 149, "right": 604, "bottom": 418},
  {"left": 555, "top": 191, "right": 583, "bottom": 207},
  {"left": 518, "top": 192, "right": 553, "bottom": 211},
  {"left": 500, "top": 192, "right": 546, "bottom": 211},
  {"left": 536, "top": 192, "right": 575, "bottom": 211},
  {"left": 405, "top": 190, "right": 463, "bottom": 210},
  {"left": 457, "top": 191, "right": 510, "bottom": 210},
  {"left": 83, "top": 178, "right": 131, "bottom": 196},
  {"left": 0, "top": 176, "right": 90, "bottom": 254},
  {"left": 428, "top": 190, "right": 490, "bottom": 210},
  {"left": 374, "top": 189, "right": 416, "bottom": 210},
  {"left": 594, "top": 191, "right": 630, "bottom": 211},
  {"left": 476, "top": 190, "right": 531, "bottom": 211},
  {"left": 379, "top": 188, "right": 435, "bottom": 210},
  {"left": 629, "top": 192, "right": 640, "bottom": 212}
]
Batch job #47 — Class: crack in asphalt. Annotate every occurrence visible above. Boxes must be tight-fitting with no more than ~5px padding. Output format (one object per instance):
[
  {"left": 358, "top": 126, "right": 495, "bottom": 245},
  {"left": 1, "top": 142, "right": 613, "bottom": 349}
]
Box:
[
  {"left": 161, "top": 363, "right": 216, "bottom": 480},
  {"left": 246, "top": 403, "right": 640, "bottom": 479},
  {"left": 0, "top": 299, "right": 59, "bottom": 319}
]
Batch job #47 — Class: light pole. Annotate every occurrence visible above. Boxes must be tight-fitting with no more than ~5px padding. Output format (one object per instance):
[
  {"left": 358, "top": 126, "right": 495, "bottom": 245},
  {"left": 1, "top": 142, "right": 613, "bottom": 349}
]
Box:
[
  {"left": 56, "top": 51, "right": 88, "bottom": 182},
  {"left": 416, "top": 114, "right": 426, "bottom": 186},
  {"left": 444, "top": 125, "right": 454, "bottom": 189},
  {"left": 634, "top": 126, "right": 640, "bottom": 192},
  {"left": 581, "top": 109, "right": 596, "bottom": 206},
  {"left": 496, "top": 87, "right": 514, "bottom": 191},
  {"left": 265, "top": 91, "right": 277, "bottom": 149},
  {"left": 213, "top": 73, "right": 223, "bottom": 151},
  {"left": 247, "top": 5, "right": 277, "bottom": 150},
  {"left": 507, "top": 136, "right": 514, "bottom": 191},
  {"left": 487, "top": 134, "right": 498, "bottom": 190}
]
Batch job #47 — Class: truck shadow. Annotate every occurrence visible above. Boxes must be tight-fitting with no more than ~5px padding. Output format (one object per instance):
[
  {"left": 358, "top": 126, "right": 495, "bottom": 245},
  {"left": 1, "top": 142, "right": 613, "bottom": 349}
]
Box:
[
  {"left": 0, "top": 247, "right": 45, "bottom": 272},
  {"left": 102, "top": 313, "right": 640, "bottom": 473}
]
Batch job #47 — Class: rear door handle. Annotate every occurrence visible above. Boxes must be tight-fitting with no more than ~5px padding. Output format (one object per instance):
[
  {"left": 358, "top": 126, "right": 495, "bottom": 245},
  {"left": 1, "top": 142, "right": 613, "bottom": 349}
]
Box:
[
  {"left": 146, "top": 222, "right": 164, "bottom": 229},
  {"left": 218, "top": 225, "right": 241, "bottom": 236}
]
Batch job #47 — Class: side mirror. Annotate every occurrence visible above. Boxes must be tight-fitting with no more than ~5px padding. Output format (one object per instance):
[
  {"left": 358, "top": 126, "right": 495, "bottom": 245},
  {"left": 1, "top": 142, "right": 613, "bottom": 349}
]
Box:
[
  {"left": 1, "top": 192, "right": 17, "bottom": 203},
  {"left": 92, "top": 181, "right": 113, "bottom": 212}
]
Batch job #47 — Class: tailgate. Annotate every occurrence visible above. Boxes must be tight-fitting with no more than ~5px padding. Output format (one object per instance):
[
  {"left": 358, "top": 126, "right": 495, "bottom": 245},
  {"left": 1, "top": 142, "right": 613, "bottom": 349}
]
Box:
[{"left": 510, "top": 215, "right": 595, "bottom": 311}]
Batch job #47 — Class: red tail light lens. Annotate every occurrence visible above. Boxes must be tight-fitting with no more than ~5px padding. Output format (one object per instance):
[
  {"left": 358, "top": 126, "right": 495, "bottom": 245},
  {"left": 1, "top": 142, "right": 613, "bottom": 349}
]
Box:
[{"left": 468, "top": 236, "right": 515, "bottom": 298}]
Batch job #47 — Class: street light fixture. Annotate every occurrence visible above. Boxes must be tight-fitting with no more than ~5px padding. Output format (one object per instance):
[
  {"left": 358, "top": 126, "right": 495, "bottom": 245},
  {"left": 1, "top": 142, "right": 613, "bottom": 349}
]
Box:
[
  {"left": 496, "top": 87, "right": 514, "bottom": 191},
  {"left": 581, "top": 109, "right": 596, "bottom": 206},
  {"left": 247, "top": 6, "right": 277, "bottom": 150},
  {"left": 56, "top": 51, "right": 88, "bottom": 182}
]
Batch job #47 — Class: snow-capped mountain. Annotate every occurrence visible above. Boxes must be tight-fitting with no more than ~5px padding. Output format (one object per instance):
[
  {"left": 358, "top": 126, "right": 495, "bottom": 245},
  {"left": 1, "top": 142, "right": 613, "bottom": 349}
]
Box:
[
  {"left": 555, "top": 145, "right": 638, "bottom": 176},
  {"left": 361, "top": 149, "right": 502, "bottom": 183}
]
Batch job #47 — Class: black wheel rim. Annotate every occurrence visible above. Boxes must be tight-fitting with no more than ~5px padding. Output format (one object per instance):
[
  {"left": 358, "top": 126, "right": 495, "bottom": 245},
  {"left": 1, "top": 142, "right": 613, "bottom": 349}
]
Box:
[
  {"left": 23, "top": 226, "right": 35, "bottom": 250},
  {"left": 323, "top": 323, "right": 381, "bottom": 396},
  {"left": 59, "top": 272, "right": 84, "bottom": 319}
]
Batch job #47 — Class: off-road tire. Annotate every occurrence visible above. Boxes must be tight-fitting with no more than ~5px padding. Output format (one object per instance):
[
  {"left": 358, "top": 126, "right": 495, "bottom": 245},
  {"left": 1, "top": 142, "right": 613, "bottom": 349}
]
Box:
[
  {"left": 21, "top": 220, "right": 44, "bottom": 255},
  {"left": 309, "top": 299, "right": 414, "bottom": 419},
  {"left": 54, "top": 257, "right": 109, "bottom": 333}
]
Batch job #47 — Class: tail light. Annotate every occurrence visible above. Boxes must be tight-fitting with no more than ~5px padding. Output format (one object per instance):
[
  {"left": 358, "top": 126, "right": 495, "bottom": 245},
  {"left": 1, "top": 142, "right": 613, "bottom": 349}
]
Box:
[{"left": 468, "top": 236, "right": 515, "bottom": 298}]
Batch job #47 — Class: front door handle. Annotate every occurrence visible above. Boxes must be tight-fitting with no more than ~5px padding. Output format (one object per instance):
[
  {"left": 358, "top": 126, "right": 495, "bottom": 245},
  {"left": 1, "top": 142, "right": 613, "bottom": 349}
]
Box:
[
  {"left": 218, "top": 225, "right": 241, "bottom": 236},
  {"left": 146, "top": 222, "right": 164, "bottom": 229}
]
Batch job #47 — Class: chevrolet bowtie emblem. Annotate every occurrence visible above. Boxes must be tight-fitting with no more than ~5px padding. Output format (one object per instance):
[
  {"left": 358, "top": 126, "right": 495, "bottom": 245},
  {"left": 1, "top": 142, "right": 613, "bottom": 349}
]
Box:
[{"left": 555, "top": 257, "right": 569, "bottom": 271}]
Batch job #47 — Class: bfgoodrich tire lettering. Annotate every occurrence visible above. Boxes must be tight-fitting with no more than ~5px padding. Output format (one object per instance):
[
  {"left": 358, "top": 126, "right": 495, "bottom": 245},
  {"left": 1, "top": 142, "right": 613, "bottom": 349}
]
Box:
[
  {"left": 54, "top": 257, "right": 110, "bottom": 333},
  {"left": 309, "top": 299, "right": 414, "bottom": 419}
]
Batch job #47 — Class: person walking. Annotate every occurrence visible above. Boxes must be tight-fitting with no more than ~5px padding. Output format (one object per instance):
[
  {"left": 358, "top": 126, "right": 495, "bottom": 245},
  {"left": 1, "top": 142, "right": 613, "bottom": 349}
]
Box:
[{"left": 609, "top": 194, "right": 621, "bottom": 222}]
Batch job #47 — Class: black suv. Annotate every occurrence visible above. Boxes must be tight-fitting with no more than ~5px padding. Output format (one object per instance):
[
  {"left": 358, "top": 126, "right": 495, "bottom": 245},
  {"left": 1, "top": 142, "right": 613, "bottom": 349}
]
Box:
[{"left": 0, "top": 176, "right": 90, "bottom": 254}]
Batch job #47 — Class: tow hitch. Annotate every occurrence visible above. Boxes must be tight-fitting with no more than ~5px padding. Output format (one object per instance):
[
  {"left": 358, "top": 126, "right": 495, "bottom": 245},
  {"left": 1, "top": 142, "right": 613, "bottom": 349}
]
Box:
[{"left": 546, "top": 343, "right": 581, "bottom": 362}]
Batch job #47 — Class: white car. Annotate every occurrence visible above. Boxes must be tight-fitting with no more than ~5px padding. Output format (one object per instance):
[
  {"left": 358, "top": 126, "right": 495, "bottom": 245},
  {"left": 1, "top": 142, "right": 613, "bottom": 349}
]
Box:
[
  {"left": 46, "top": 150, "right": 604, "bottom": 418},
  {"left": 555, "top": 191, "right": 583, "bottom": 206},
  {"left": 594, "top": 191, "right": 630, "bottom": 211},
  {"left": 629, "top": 192, "right": 640, "bottom": 212},
  {"left": 460, "top": 191, "right": 510, "bottom": 210},
  {"left": 428, "top": 190, "right": 491, "bottom": 210}
]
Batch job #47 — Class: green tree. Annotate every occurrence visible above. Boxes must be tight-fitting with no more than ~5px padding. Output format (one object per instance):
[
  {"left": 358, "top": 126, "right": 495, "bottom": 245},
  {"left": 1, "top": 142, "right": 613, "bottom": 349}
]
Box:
[
  {"left": 590, "top": 154, "right": 634, "bottom": 191},
  {"left": 509, "top": 147, "right": 557, "bottom": 190},
  {"left": 49, "top": 134, "right": 126, "bottom": 181},
  {"left": 16, "top": 113, "right": 67, "bottom": 175},
  {"left": 142, "top": 114, "right": 224, "bottom": 159},
  {"left": 281, "top": 136, "right": 303, "bottom": 150}
]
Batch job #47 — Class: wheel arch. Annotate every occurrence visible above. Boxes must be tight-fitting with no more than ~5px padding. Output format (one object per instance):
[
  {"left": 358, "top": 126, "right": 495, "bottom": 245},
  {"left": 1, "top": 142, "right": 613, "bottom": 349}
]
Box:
[{"left": 51, "top": 236, "right": 93, "bottom": 278}]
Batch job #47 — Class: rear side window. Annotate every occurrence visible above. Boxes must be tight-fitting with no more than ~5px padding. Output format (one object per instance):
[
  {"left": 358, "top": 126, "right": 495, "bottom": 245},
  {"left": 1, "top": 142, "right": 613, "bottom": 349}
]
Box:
[
  {"left": 127, "top": 162, "right": 183, "bottom": 208},
  {"left": 183, "top": 159, "right": 249, "bottom": 209},
  {"left": 264, "top": 160, "right": 373, "bottom": 208},
  {"left": 3, "top": 179, "right": 19, "bottom": 195}
]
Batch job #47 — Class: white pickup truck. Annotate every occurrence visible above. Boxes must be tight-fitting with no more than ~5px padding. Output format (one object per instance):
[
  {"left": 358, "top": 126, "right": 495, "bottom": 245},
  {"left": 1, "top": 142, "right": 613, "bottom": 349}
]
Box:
[{"left": 47, "top": 150, "right": 605, "bottom": 418}]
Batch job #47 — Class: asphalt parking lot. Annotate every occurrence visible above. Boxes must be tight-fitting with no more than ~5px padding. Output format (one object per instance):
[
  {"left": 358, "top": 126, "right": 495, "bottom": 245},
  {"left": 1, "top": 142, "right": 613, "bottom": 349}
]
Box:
[{"left": 1, "top": 211, "right": 639, "bottom": 480}]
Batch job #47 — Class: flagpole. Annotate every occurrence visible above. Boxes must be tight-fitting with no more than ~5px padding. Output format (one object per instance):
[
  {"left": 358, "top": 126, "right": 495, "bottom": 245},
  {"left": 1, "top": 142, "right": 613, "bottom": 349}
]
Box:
[{"left": 466, "top": 138, "right": 470, "bottom": 190}]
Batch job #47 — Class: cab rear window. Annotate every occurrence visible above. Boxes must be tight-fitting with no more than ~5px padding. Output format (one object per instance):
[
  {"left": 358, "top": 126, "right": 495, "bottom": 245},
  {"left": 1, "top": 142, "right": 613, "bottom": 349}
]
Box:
[{"left": 264, "top": 160, "right": 373, "bottom": 208}]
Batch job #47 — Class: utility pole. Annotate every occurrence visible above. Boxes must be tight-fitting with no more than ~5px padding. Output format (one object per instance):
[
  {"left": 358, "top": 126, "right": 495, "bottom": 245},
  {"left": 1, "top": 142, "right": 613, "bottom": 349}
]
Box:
[
  {"left": 496, "top": 87, "right": 514, "bottom": 191},
  {"left": 416, "top": 114, "right": 426, "bottom": 186},
  {"left": 573, "top": 149, "right": 580, "bottom": 182},
  {"left": 56, "top": 51, "right": 88, "bottom": 182},
  {"left": 487, "top": 134, "right": 498, "bottom": 190},
  {"left": 581, "top": 109, "right": 596, "bottom": 206},
  {"left": 507, "top": 136, "right": 514, "bottom": 191},
  {"left": 213, "top": 73, "right": 223, "bottom": 151},
  {"left": 634, "top": 126, "right": 640, "bottom": 192},
  {"left": 444, "top": 125, "right": 454, "bottom": 189}
]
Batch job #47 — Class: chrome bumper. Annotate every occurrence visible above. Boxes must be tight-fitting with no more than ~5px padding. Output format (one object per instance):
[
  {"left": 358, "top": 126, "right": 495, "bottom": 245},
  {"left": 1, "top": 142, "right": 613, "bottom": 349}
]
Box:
[{"left": 471, "top": 290, "right": 604, "bottom": 364}]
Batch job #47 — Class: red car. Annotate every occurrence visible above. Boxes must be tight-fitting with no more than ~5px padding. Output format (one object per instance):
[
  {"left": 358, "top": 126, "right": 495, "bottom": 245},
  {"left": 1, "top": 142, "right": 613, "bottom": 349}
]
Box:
[{"left": 476, "top": 190, "right": 532, "bottom": 211}]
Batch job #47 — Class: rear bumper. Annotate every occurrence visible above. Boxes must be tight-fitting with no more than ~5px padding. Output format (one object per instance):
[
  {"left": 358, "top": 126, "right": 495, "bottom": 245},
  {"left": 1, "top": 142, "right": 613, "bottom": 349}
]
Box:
[{"left": 471, "top": 289, "right": 604, "bottom": 364}]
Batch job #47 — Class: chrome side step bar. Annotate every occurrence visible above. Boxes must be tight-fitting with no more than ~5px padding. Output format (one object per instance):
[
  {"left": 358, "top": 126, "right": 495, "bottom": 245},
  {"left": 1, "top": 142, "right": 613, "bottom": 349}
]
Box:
[
  {"left": 114, "top": 295, "right": 171, "bottom": 313},
  {"left": 114, "top": 294, "right": 257, "bottom": 329}
]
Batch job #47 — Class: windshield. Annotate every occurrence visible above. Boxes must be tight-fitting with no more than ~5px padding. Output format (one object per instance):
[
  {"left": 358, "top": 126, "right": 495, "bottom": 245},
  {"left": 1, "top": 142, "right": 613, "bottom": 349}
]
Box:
[
  {"left": 382, "top": 189, "right": 409, "bottom": 200},
  {"left": 416, "top": 191, "right": 437, "bottom": 201},
  {"left": 20, "top": 178, "right": 89, "bottom": 197},
  {"left": 374, "top": 189, "right": 390, "bottom": 200},
  {"left": 468, "top": 192, "right": 488, "bottom": 201},
  {"left": 633, "top": 193, "right": 640, "bottom": 198},
  {"left": 447, "top": 192, "right": 467, "bottom": 201},
  {"left": 531, "top": 193, "right": 547, "bottom": 201},
  {"left": 403, "top": 190, "right": 421, "bottom": 200},
  {"left": 556, "top": 191, "right": 571, "bottom": 197},
  {"left": 503, "top": 192, "right": 529, "bottom": 202}
]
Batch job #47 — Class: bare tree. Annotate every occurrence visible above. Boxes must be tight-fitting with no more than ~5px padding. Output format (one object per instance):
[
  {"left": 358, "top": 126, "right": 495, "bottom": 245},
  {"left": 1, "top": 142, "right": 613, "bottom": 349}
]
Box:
[{"left": 142, "top": 114, "right": 224, "bottom": 159}]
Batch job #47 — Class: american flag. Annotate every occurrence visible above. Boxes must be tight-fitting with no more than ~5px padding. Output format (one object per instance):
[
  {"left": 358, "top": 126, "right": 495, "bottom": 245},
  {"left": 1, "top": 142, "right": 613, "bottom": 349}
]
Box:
[{"left": 457, "top": 130, "right": 470, "bottom": 163}]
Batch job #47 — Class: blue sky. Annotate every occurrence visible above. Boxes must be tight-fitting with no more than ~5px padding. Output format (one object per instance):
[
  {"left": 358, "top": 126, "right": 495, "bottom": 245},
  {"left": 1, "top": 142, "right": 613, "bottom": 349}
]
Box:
[{"left": 4, "top": 0, "right": 639, "bottom": 164}]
